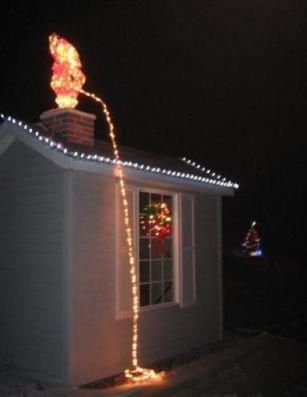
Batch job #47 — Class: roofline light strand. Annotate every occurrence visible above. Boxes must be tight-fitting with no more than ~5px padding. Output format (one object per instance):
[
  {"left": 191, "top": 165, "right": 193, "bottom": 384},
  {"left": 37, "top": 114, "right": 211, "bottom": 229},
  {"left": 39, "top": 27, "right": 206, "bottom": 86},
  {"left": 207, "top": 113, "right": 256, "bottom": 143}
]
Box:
[
  {"left": 0, "top": 113, "right": 236, "bottom": 190},
  {"left": 181, "top": 157, "right": 239, "bottom": 189}
]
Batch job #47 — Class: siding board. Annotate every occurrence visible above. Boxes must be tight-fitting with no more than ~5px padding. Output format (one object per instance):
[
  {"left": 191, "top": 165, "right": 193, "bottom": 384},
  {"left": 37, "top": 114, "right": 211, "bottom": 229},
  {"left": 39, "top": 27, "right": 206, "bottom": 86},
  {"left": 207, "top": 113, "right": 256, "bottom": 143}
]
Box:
[
  {"left": 69, "top": 173, "right": 223, "bottom": 384},
  {"left": 0, "top": 141, "right": 67, "bottom": 380},
  {"left": 0, "top": 139, "right": 224, "bottom": 385}
]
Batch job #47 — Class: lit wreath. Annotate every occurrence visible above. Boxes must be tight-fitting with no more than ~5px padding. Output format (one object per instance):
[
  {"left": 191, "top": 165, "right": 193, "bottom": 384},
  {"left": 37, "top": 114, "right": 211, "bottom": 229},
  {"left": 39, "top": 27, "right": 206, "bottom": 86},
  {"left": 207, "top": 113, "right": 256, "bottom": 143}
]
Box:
[{"left": 140, "top": 202, "right": 172, "bottom": 255}]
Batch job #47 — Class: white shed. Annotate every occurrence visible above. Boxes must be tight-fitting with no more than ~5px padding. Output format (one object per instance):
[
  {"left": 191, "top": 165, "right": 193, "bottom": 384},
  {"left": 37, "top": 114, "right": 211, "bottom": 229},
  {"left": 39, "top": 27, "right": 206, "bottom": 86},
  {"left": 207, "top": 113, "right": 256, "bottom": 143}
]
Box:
[{"left": 0, "top": 109, "right": 237, "bottom": 385}]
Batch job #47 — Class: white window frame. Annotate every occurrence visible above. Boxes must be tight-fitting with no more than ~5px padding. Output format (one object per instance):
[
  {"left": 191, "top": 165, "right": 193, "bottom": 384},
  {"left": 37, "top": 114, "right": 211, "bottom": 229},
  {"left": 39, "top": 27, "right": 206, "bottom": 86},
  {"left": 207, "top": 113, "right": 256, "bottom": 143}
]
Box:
[{"left": 136, "top": 187, "right": 180, "bottom": 311}]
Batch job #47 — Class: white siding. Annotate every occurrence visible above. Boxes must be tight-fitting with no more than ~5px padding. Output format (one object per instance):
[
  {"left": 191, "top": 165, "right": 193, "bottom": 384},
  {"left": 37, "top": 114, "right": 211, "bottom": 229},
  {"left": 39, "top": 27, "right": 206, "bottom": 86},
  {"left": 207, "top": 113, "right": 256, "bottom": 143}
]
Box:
[
  {"left": 0, "top": 141, "right": 67, "bottom": 381},
  {"left": 0, "top": 138, "right": 225, "bottom": 385},
  {"left": 68, "top": 172, "right": 120, "bottom": 384},
  {"left": 180, "top": 193, "right": 196, "bottom": 307},
  {"left": 69, "top": 172, "right": 223, "bottom": 385}
]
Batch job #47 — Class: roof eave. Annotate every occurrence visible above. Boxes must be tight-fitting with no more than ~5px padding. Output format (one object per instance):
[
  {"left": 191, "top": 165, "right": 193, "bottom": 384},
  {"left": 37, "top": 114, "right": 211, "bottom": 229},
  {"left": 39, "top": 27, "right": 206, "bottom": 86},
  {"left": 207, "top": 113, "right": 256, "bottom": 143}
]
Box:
[{"left": 0, "top": 120, "right": 235, "bottom": 196}]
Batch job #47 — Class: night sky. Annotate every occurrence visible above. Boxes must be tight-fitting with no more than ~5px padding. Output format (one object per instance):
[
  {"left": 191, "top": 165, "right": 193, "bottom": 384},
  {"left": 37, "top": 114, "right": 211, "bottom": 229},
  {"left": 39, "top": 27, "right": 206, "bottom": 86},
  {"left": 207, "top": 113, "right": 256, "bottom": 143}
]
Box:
[{"left": 1, "top": 0, "right": 306, "bottom": 263}]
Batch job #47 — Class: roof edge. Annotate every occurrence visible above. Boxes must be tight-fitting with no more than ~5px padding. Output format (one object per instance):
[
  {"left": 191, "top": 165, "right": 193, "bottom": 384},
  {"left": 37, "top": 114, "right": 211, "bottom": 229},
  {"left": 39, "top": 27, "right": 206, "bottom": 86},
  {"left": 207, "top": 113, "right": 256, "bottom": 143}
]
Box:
[{"left": 0, "top": 113, "right": 237, "bottom": 195}]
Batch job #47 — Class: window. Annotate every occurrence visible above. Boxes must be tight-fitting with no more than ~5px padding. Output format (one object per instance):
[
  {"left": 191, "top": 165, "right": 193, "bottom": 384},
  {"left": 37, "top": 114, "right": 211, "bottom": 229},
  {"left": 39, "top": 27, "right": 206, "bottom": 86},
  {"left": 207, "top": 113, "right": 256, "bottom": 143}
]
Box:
[
  {"left": 138, "top": 190, "right": 175, "bottom": 307},
  {"left": 115, "top": 184, "right": 196, "bottom": 319}
]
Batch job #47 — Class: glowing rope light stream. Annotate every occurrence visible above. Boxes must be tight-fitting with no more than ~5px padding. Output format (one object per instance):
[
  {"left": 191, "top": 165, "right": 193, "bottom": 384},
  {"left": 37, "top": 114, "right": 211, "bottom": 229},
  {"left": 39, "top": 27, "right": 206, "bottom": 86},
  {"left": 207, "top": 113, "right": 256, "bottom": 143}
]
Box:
[
  {"left": 49, "top": 33, "right": 161, "bottom": 381},
  {"left": 79, "top": 89, "right": 162, "bottom": 382}
]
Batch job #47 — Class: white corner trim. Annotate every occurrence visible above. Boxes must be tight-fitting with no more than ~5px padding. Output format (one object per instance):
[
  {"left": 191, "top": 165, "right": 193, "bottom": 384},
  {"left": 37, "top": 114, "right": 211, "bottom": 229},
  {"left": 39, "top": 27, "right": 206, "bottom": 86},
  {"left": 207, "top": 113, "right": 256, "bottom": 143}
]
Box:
[
  {"left": 179, "top": 193, "right": 197, "bottom": 308},
  {"left": 62, "top": 170, "right": 75, "bottom": 381}
]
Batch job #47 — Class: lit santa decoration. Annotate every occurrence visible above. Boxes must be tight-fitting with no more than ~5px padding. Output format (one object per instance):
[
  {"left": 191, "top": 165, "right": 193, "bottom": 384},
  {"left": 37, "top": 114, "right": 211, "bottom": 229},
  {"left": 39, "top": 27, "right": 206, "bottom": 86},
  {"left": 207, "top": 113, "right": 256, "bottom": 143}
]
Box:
[{"left": 49, "top": 33, "right": 86, "bottom": 108}]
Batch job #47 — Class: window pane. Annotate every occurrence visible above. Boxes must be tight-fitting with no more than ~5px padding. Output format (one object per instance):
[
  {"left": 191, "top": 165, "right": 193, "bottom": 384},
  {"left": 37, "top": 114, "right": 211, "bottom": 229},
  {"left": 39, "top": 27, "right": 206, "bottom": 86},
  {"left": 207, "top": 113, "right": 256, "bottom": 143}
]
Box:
[
  {"left": 151, "top": 193, "right": 162, "bottom": 205},
  {"left": 151, "top": 260, "right": 162, "bottom": 282},
  {"left": 151, "top": 282, "right": 163, "bottom": 305},
  {"left": 163, "top": 281, "right": 173, "bottom": 302},
  {"left": 139, "top": 190, "right": 174, "bottom": 307},
  {"left": 151, "top": 238, "right": 163, "bottom": 259},
  {"left": 163, "top": 260, "right": 172, "bottom": 281},
  {"left": 164, "top": 238, "right": 172, "bottom": 258},
  {"left": 139, "top": 192, "right": 150, "bottom": 237},
  {"left": 139, "top": 192, "right": 150, "bottom": 214},
  {"left": 139, "top": 215, "right": 148, "bottom": 237},
  {"left": 139, "top": 238, "right": 150, "bottom": 259},
  {"left": 140, "top": 284, "right": 150, "bottom": 306},
  {"left": 140, "top": 261, "right": 150, "bottom": 283},
  {"left": 163, "top": 195, "right": 172, "bottom": 211}
]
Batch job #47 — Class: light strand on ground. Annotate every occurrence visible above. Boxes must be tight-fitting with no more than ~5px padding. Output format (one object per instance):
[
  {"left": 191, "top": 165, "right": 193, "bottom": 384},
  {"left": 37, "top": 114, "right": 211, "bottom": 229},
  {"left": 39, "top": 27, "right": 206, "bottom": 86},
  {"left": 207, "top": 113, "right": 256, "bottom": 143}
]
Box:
[
  {"left": 0, "top": 114, "right": 236, "bottom": 190},
  {"left": 78, "top": 90, "right": 162, "bottom": 382}
]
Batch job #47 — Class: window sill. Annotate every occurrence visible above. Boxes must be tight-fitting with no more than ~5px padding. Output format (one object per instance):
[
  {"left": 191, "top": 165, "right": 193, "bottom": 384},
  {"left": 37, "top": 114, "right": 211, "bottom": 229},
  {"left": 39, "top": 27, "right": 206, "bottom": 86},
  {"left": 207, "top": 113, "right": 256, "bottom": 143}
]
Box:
[{"left": 140, "top": 301, "right": 179, "bottom": 312}]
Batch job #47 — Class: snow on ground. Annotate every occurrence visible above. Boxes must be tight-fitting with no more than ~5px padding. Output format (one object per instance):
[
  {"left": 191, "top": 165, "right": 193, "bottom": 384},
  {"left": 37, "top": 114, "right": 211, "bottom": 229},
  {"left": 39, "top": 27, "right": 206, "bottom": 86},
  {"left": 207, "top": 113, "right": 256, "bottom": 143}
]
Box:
[{"left": 1, "top": 332, "right": 307, "bottom": 396}]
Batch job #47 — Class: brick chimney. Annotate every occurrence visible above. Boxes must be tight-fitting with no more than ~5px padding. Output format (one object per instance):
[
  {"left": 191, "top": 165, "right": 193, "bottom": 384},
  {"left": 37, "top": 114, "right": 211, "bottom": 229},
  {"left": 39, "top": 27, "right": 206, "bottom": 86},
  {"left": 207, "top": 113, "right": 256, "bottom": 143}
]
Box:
[{"left": 40, "top": 108, "right": 96, "bottom": 147}]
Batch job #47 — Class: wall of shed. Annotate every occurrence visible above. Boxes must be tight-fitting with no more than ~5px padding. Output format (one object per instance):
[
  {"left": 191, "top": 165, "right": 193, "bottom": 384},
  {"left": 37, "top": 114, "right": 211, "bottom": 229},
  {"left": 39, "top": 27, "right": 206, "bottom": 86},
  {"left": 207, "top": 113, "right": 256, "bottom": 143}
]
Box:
[
  {"left": 0, "top": 141, "right": 68, "bottom": 381},
  {"left": 69, "top": 171, "right": 223, "bottom": 385}
]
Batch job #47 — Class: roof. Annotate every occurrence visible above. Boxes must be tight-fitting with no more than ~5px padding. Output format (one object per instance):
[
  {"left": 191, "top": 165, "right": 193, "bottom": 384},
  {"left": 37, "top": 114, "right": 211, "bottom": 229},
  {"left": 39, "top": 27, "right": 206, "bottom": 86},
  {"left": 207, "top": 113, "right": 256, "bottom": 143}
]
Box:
[{"left": 0, "top": 113, "right": 239, "bottom": 194}]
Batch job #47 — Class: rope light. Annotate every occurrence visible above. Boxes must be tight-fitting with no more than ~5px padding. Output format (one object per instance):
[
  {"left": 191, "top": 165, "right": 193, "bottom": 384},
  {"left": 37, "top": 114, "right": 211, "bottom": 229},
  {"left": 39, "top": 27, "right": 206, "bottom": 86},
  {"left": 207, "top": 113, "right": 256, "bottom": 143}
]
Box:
[
  {"left": 47, "top": 33, "right": 162, "bottom": 382},
  {"left": 78, "top": 89, "right": 162, "bottom": 381}
]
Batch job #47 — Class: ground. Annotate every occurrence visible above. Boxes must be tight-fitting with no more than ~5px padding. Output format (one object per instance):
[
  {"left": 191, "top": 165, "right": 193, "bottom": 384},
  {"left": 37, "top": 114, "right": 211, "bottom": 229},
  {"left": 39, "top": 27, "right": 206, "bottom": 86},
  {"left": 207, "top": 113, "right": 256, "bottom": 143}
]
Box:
[
  {"left": 2, "top": 254, "right": 306, "bottom": 396},
  {"left": 1, "top": 331, "right": 307, "bottom": 396}
]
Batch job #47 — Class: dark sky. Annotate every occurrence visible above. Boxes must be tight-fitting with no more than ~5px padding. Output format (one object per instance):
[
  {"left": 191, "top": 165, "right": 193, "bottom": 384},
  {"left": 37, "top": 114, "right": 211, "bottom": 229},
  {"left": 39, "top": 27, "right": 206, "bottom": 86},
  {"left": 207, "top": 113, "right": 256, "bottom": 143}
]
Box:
[{"left": 1, "top": 0, "right": 306, "bottom": 261}]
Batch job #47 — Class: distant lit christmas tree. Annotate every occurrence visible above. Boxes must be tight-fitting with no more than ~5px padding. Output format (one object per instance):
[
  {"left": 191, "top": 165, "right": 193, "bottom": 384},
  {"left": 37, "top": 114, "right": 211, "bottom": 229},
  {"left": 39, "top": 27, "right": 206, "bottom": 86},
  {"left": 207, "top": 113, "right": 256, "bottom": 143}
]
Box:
[{"left": 242, "top": 221, "right": 263, "bottom": 257}]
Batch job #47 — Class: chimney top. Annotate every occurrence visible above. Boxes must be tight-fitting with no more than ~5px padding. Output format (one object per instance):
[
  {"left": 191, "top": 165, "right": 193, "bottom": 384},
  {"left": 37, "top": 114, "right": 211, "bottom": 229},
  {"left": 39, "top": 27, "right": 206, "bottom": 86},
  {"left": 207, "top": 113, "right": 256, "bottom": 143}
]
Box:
[{"left": 40, "top": 108, "right": 96, "bottom": 147}]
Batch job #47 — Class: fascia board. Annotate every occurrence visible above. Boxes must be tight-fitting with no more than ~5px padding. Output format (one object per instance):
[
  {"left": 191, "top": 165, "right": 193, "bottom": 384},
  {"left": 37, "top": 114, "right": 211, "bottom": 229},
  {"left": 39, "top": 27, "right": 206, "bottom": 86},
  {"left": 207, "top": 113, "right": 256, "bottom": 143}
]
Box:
[{"left": 0, "top": 121, "right": 234, "bottom": 196}]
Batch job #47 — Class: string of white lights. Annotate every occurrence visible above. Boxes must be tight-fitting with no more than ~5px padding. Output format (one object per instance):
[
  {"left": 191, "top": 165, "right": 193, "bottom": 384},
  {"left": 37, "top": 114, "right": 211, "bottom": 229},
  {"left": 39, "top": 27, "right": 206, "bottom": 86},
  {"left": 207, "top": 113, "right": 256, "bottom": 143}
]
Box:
[
  {"left": 0, "top": 114, "right": 238, "bottom": 189},
  {"left": 181, "top": 157, "right": 239, "bottom": 189}
]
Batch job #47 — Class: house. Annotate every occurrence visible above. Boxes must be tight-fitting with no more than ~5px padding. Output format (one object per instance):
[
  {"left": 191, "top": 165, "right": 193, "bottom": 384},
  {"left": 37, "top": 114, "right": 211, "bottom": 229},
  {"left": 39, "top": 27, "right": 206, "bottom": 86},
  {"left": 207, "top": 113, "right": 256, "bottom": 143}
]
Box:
[{"left": 0, "top": 108, "right": 238, "bottom": 385}]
